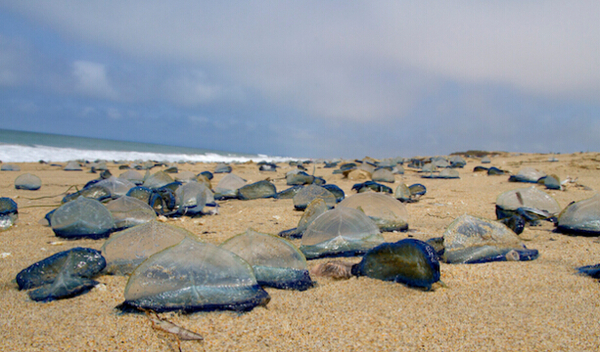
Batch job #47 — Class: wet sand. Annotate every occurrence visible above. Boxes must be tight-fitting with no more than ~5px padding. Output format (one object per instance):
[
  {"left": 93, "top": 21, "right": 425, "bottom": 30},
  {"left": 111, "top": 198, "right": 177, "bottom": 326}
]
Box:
[{"left": 1, "top": 152, "right": 600, "bottom": 351}]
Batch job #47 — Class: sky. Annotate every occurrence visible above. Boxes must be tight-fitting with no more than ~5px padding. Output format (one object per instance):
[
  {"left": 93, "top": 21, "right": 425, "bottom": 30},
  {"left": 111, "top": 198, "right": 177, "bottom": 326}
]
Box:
[{"left": 0, "top": 1, "right": 598, "bottom": 159}]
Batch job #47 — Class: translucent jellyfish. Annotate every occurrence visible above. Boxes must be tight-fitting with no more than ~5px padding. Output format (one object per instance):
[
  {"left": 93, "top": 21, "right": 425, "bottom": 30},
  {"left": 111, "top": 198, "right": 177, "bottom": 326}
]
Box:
[
  {"left": 237, "top": 180, "right": 277, "bottom": 200},
  {"left": 175, "top": 181, "right": 210, "bottom": 215},
  {"left": 95, "top": 177, "right": 136, "bottom": 198},
  {"left": 51, "top": 197, "right": 115, "bottom": 239},
  {"left": 121, "top": 238, "right": 270, "bottom": 312},
  {"left": 143, "top": 171, "right": 174, "bottom": 189},
  {"left": 214, "top": 173, "right": 246, "bottom": 199},
  {"left": 64, "top": 160, "right": 83, "bottom": 171},
  {"left": 214, "top": 163, "right": 232, "bottom": 174},
  {"left": 16, "top": 247, "right": 106, "bottom": 302},
  {"left": 105, "top": 196, "right": 156, "bottom": 230},
  {"left": 118, "top": 170, "right": 145, "bottom": 185},
  {"left": 300, "top": 207, "right": 385, "bottom": 259},
  {"left": 1, "top": 164, "right": 20, "bottom": 171},
  {"left": 279, "top": 198, "right": 329, "bottom": 238},
  {"left": 441, "top": 214, "right": 539, "bottom": 264},
  {"left": 101, "top": 221, "right": 192, "bottom": 275},
  {"left": 175, "top": 171, "right": 199, "bottom": 183},
  {"left": 0, "top": 197, "right": 18, "bottom": 231},
  {"left": 449, "top": 155, "right": 466, "bottom": 168},
  {"left": 557, "top": 194, "right": 600, "bottom": 236},
  {"left": 14, "top": 173, "right": 42, "bottom": 190},
  {"left": 509, "top": 167, "right": 546, "bottom": 183},
  {"left": 496, "top": 186, "right": 561, "bottom": 218},
  {"left": 338, "top": 192, "right": 409, "bottom": 231},
  {"left": 293, "top": 184, "right": 336, "bottom": 210},
  {"left": 352, "top": 239, "right": 440, "bottom": 289},
  {"left": 371, "top": 168, "right": 395, "bottom": 183},
  {"left": 220, "top": 228, "right": 313, "bottom": 290}
]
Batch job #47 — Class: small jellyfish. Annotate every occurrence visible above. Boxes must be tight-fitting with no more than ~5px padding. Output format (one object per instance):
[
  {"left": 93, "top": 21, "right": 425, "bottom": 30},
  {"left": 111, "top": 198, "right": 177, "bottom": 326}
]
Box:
[
  {"left": 15, "top": 173, "right": 42, "bottom": 190},
  {"left": 51, "top": 197, "right": 115, "bottom": 239}
]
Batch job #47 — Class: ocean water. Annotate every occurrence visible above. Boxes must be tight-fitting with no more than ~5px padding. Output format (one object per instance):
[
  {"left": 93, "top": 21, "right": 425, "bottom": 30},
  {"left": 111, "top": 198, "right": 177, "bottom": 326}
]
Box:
[{"left": 0, "top": 129, "right": 294, "bottom": 163}]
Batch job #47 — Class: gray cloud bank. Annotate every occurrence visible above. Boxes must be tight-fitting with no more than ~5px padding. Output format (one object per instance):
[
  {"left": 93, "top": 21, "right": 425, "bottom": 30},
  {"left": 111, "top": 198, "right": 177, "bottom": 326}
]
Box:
[{"left": 0, "top": 1, "right": 598, "bottom": 158}]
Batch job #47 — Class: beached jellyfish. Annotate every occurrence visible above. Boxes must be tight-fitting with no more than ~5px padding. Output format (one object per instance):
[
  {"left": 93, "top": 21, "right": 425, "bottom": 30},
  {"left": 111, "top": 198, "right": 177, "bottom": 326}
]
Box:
[
  {"left": 1, "top": 164, "right": 20, "bottom": 171},
  {"left": 293, "top": 184, "right": 336, "bottom": 210},
  {"left": 221, "top": 228, "right": 313, "bottom": 290},
  {"left": 214, "top": 173, "right": 246, "bottom": 199},
  {"left": 538, "top": 175, "right": 561, "bottom": 190},
  {"left": 495, "top": 186, "right": 561, "bottom": 227},
  {"left": 237, "top": 180, "right": 277, "bottom": 200},
  {"left": 0, "top": 197, "right": 18, "bottom": 231},
  {"left": 556, "top": 194, "right": 600, "bottom": 236},
  {"left": 51, "top": 196, "right": 115, "bottom": 239},
  {"left": 64, "top": 160, "right": 82, "bottom": 171},
  {"left": 258, "top": 162, "right": 277, "bottom": 172},
  {"left": 279, "top": 198, "right": 329, "bottom": 238},
  {"left": 214, "top": 163, "right": 232, "bottom": 174},
  {"left": 118, "top": 169, "right": 145, "bottom": 185},
  {"left": 481, "top": 156, "right": 491, "bottom": 164},
  {"left": 120, "top": 238, "right": 270, "bottom": 313},
  {"left": 321, "top": 184, "right": 345, "bottom": 203},
  {"left": 508, "top": 167, "right": 546, "bottom": 183},
  {"left": 300, "top": 207, "right": 385, "bottom": 259},
  {"left": 351, "top": 239, "right": 440, "bottom": 289},
  {"left": 440, "top": 214, "right": 539, "bottom": 264},
  {"left": 275, "top": 185, "right": 304, "bottom": 199},
  {"left": 487, "top": 167, "right": 507, "bottom": 175},
  {"left": 143, "top": 171, "right": 174, "bottom": 189},
  {"left": 95, "top": 176, "right": 136, "bottom": 198},
  {"left": 174, "top": 171, "right": 199, "bottom": 183},
  {"left": 449, "top": 155, "right": 466, "bottom": 168},
  {"left": 338, "top": 192, "right": 409, "bottom": 232},
  {"left": 14, "top": 173, "right": 42, "bottom": 190},
  {"left": 395, "top": 184, "right": 412, "bottom": 202},
  {"left": 286, "top": 172, "right": 316, "bottom": 186},
  {"left": 175, "top": 181, "right": 210, "bottom": 216},
  {"left": 371, "top": 168, "right": 395, "bottom": 183},
  {"left": 104, "top": 196, "right": 156, "bottom": 230},
  {"left": 62, "top": 183, "right": 113, "bottom": 203},
  {"left": 421, "top": 164, "right": 438, "bottom": 173},
  {"left": 16, "top": 247, "right": 106, "bottom": 302},
  {"left": 351, "top": 181, "right": 393, "bottom": 194},
  {"left": 333, "top": 163, "right": 357, "bottom": 177},
  {"left": 101, "top": 221, "right": 192, "bottom": 275},
  {"left": 577, "top": 263, "right": 600, "bottom": 280}
]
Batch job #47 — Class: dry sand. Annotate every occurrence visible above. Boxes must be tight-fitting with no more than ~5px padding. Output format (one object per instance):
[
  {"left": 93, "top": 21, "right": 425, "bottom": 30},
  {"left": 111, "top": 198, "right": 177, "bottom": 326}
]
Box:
[{"left": 1, "top": 153, "right": 600, "bottom": 351}]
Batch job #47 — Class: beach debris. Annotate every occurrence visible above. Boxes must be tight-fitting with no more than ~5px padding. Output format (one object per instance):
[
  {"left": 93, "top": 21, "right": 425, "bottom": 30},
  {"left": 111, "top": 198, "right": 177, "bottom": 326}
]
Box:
[
  {"left": 14, "top": 173, "right": 42, "bottom": 190},
  {"left": 120, "top": 238, "right": 270, "bottom": 313},
  {"left": 237, "top": 180, "right": 277, "bottom": 200},
  {"left": 508, "top": 167, "right": 546, "bottom": 183},
  {"left": 437, "top": 214, "right": 539, "bottom": 264},
  {"left": 214, "top": 163, "right": 232, "bottom": 174},
  {"left": 105, "top": 196, "right": 156, "bottom": 230},
  {"left": 556, "top": 194, "right": 600, "bottom": 236},
  {"left": 101, "top": 221, "right": 191, "bottom": 275},
  {"left": 279, "top": 198, "right": 329, "bottom": 238},
  {"left": 338, "top": 192, "right": 409, "bottom": 232},
  {"left": 145, "top": 310, "right": 203, "bottom": 351},
  {"left": 293, "top": 184, "right": 336, "bottom": 210},
  {"left": 310, "top": 260, "right": 354, "bottom": 279},
  {"left": 300, "top": 207, "right": 385, "bottom": 259},
  {"left": 220, "top": 228, "right": 313, "bottom": 290},
  {"left": 352, "top": 181, "right": 393, "bottom": 194},
  {"left": 352, "top": 239, "right": 441, "bottom": 290},
  {"left": 0, "top": 197, "right": 18, "bottom": 231},
  {"left": 16, "top": 247, "right": 106, "bottom": 302},
  {"left": 371, "top": 168, "right": 395, "bottom": 183},
  {"left": 51, "top": 196, "right": 115, "bottom": 239}
]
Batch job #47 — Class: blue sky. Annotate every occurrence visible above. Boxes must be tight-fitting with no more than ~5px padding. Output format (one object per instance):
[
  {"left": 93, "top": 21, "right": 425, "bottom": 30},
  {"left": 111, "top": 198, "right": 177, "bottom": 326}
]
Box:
[{"left": 0, "top": 1, "right": 598, "bottom": 158}]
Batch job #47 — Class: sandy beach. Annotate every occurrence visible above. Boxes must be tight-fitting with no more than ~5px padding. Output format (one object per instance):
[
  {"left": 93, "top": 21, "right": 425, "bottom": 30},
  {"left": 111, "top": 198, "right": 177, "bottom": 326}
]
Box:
[{"left": 2, "top": 152, "right": 600, "bottom": 351}]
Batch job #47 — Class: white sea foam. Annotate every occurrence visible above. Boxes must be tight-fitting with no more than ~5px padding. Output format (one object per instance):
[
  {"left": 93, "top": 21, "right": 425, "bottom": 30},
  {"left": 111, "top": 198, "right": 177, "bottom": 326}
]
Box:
[{"left": 0, "top": 144, "right": 296, "bottom": 163}]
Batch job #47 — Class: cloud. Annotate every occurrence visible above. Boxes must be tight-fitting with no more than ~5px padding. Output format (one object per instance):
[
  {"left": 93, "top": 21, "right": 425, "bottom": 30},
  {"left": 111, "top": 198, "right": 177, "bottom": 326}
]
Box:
[{"left": 72, "top": 60, "right": 118, "bottom": 100}]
